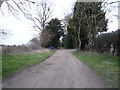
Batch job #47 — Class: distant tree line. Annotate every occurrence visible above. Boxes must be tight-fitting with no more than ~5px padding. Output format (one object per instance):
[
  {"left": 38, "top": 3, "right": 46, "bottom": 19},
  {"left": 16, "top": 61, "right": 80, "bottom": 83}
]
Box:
[
  {"left": 2, "top": 45, "right": 32, "bottom": 53},
  {"left": 94, "top": 29, "right": 120, "bottom": 56},
  {"left": 2, "top": 38, "right": 42, "bottom": 53}
]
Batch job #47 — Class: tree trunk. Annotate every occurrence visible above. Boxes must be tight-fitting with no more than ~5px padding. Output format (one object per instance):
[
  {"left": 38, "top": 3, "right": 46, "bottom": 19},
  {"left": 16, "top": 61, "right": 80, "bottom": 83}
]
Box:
[
  {"left": 88, "top": 27, "right": 91, "bottom": 51},
  {"left": 78, "top": 21, "right": 81, "bottom": 51}
]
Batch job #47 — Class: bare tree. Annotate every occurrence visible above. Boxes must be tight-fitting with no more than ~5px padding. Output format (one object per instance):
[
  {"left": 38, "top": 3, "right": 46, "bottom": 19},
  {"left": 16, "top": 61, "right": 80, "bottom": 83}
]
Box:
[
  {"left": 0, "top": 0, "right": 8, "bottom": 7},
  {"left": 29, "top": 37, "right": 41, "bottom": 50},
  {"left": 0, "top": 0, "right": 34, "bottom": 8},
  {"left": 26, "top": 0, "right": 53, "bottom": 34},
  {"left": 0, "top": 0, "right": 53, "bottom": 37},
  {"left": 0, "top": 0, "right": 35, "bottom": 17}
]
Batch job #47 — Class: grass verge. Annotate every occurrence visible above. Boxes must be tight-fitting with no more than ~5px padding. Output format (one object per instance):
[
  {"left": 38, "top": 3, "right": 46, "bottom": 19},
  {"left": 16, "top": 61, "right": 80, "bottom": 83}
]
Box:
[
  {"left": 73, "top": 51, "right": 118, "bottom": 88},
  {"left": 2, "top": 50, "right": 55, "bottom": 77}
]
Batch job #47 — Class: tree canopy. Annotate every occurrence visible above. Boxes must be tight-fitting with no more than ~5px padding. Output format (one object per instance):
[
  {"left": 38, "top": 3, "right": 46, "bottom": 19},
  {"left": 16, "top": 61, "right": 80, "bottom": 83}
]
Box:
[
  {"left": 40, "top": 18, "right": 64, "bottom": 48},
  {"left": 64, "top": 1, "right": 108, "bottom": 51}
]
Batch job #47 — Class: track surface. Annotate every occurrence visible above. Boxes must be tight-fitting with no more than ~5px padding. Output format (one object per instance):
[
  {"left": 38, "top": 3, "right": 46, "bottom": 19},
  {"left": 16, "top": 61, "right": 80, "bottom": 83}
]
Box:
[{"left": 3, "top": 50, "right": 106, "bottom": 88}]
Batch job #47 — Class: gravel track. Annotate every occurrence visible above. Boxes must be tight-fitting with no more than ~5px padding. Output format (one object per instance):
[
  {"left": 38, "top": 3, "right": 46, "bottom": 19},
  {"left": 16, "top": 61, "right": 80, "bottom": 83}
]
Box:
[{"left": 2, "top": 50, "right": 106, "bottom": 88}]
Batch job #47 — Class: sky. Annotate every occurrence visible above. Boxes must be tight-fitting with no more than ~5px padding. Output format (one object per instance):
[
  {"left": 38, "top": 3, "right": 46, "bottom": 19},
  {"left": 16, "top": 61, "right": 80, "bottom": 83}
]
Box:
[{"left": 0, "top": 0, "right": 118, "bottom": 45}]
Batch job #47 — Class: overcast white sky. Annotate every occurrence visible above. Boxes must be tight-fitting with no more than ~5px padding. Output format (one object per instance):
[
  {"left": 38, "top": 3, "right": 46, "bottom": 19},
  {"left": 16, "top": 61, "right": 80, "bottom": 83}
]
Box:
[{"left": 0, "top": 0, "right": 118, "bottom": 45}]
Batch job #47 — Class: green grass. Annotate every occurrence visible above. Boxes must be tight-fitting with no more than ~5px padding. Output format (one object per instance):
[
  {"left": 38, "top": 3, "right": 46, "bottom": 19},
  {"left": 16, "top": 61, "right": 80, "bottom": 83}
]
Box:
[
  {"left": 73, "top": 51, "right": 118, "bottom": 88},
  {"left": 2, "top": 50, "right": 55, "bottom": 77}
]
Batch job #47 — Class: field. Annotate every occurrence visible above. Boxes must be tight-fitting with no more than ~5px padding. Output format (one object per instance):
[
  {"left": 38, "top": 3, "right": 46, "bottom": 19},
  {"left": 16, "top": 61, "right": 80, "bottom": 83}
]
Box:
[
  {"left": 2, "top": 50, "right": 55, "bottom": 77},
  {"left": 73, "top": 51, "right": 118, "bottom": 88}
]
